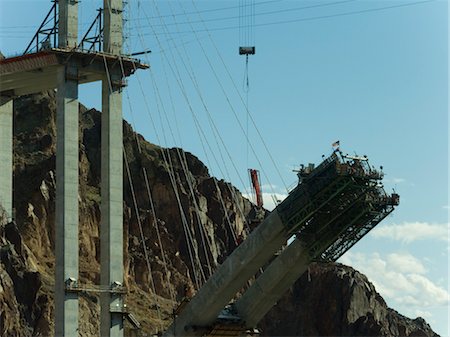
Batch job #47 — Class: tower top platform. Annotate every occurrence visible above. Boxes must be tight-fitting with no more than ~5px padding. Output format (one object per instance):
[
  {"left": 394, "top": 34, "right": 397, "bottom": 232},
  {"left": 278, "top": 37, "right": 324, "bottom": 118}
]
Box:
[{"left": 0, "top": 48, "right": 149, "bottom": 97}]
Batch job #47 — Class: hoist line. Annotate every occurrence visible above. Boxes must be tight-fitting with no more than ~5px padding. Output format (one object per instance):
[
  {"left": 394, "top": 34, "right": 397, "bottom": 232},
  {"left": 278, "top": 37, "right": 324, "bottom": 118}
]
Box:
[
  {"left": 243, "top": 54, "right": 250, "bottom": 169},
  {"left": 190, "top": 0, "right": 290, "bottom": 194},
  {"left": 239, "top": 0, "right": 242, "bottom": 46},
  {"left": 149, "top": 0, "right": 240, "bottom": 270},
  {"left": 159, "top": 0, "right": 253, "bottom": 239},
  {"left": 102, "top": 53, "right": 164, "bottom": 330},
  {"left": 138, "top": 0, "right": 253, "bottom": 242},
  {"left": 163, "top": 0, "right": 251, "bottom": 231},
  {"left": 167, "top": 1, "right": 262, "bottom": 220},
  {"left": 148, "top": 0, "right": 254, "bottom": 202},
  {"left": 135, "top": 4, "right": 253, "bottom": 286},
  {"left": 119, "top": 53, "right": 177, "bottom": 306},
  {"left": 160, "top": 3, "right": 251, "bottom": 241},
  {"left": 175, "top": 1, "right": 282, "bottom": 201},
  {"left": 134, "top": 4, "right": 254, "bottom": 265},
  {"left": 159, "top": 0, "right": 253, "bottom": 202},
  {"left": 132, "top": 28, "right": 207, "bottom": 289}
]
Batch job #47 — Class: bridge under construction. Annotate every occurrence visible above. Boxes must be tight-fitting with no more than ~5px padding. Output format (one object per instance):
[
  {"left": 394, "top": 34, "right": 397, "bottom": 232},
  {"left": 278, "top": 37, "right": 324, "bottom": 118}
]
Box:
[
  {"left": 0, "top": 1, "right": 399, "bottom": 336},
  {"left": 165, "top": 151, "right": 398, "bottom": 337}
]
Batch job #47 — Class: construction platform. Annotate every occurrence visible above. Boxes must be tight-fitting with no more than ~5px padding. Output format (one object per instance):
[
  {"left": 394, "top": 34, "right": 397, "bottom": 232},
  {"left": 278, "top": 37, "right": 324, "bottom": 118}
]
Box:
[
  {"left": 0, "top": 48, "right": 149, "bottom": 97},
  {"left": 278, "top": 151, "right": 399, "bottom": 261}
]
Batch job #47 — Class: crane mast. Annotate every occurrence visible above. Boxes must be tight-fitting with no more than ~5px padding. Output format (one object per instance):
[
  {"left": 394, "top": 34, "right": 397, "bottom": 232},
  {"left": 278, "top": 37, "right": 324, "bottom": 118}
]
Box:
[{"left": 249, "top": 169, "right": 263, "bottom": 208}]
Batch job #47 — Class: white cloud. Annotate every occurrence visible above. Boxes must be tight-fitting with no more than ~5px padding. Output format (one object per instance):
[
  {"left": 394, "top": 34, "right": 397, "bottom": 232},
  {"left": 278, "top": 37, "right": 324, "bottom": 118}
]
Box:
[
  {"left": 370, "top": 222, "right": 449, "bottom": 243},
  {"left": 384, "top": 177, "right": 406, "bottom": 184},
  {"left": 407, "top": 274, "right": 450, "bottom": 306},
  {"left": 414, "top": 309, "right": 432, "bottom": 319},
  {"left": 387, "top": 253, "right": 427, "bottom": 274},
  {"left": 242, "top": 191, "right": 287, "bottom": 211},
  {"left": 263, "top": 193, "right": 287, "bottom": 211},
  {"left": 397, "top": 295, "right": 421, "bottom": 306},
  {"left": 339, "top": 251, "right": 450, "bottom": 310}
]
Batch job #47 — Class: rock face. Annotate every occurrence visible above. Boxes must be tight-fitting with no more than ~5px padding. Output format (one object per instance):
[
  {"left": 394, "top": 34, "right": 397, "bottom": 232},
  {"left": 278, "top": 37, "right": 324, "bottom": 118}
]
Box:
[
  {"left": 0, "top": 91, "right": 439, "bottom": 336},
  {"left": 259, "top": 263, "right": 439, "bottom": 337}
]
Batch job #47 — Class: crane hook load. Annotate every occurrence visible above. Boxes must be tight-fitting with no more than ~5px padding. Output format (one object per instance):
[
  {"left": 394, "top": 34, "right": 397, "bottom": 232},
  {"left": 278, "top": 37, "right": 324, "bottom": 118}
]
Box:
[{"left": 239, "top": 46, "right": 255, "bottom": 55}]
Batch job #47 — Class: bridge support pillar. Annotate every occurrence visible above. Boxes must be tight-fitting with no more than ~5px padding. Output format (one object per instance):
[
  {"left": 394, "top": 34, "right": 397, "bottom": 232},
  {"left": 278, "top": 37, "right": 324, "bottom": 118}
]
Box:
[
  {"left": 55, "top": 64, "right": 80, "bottom": 337},
  {"left": 55, "top": 1, "right": 79, "bottom": 335},
  {"left": 100, "top": 71, "right": 124, "bottom": 337},
  {"left": 100, "top": 1, "right": 125, "bottom": 336},
  {"left": 0, "top": 97, "right": 13, "bottom": 220}
]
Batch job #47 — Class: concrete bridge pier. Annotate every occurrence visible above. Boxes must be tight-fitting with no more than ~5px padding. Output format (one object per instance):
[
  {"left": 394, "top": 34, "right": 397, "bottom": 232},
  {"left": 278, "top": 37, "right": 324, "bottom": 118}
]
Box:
[
  {"left": 100, "top": 1, "right": 125, "bottom": 336},
  {"left": 100, "top": 69, "right": 124, "bottom": 337},
  {"left": 55, "top": 0, "right": 79, "bottom": 336},
  {"left": 0, "top": 96, "right": 13, "bottom": 221},
  {"left": 55, "top": 63, "right": 80, "bottom": 337}
]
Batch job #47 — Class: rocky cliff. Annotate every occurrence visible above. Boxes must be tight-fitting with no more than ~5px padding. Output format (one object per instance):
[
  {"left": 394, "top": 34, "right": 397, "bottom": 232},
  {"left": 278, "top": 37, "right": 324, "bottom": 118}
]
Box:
[
  {"left": 0, "top": 91, "right": 439, "bottom": 336},
  {"left": 259, "top": 263, "right": 438, "bottom": 337}
]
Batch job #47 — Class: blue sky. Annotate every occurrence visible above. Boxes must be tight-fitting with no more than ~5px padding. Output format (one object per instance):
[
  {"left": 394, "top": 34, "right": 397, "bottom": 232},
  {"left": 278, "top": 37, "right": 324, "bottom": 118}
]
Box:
[{"left": 0, "top": 0, "right": 448, "bottom": 335}]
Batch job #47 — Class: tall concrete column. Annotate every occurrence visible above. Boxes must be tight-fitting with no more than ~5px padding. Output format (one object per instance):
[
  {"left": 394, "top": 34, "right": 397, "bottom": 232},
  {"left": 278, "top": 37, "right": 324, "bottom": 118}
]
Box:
[
  {"left": 100, "top": 70, "right": 124, "bottom": 337},
  {"left": 101, "top": 2, "right": 124, "bottom": 336},
  {"left": 103, "top": 0, "right": 123, "bottom": 54},
  {"left": 0, "top": 97, "right": 13, "bottom": 220},
  {"left": 56, "top": 1, "right": 79, "bottom": 336},
  {"left": 58, "top": 0, "right": 78, "bottom": 49},
  {"left": 55, "top": 64, "right": 79, "bottom": 337}
]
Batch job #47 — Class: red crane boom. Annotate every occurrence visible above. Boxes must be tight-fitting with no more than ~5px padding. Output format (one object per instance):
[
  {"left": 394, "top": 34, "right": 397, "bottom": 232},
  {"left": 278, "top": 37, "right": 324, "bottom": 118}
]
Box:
[{"left": 249, "top": 169, "right": 263, "bottom": 208}]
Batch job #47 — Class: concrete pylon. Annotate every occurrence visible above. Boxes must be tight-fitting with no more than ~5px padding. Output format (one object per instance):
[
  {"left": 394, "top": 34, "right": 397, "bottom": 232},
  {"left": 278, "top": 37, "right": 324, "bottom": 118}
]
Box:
[
  {"left": 55, "top": 63, "right": 79, "bottom": 337},
  {"left": 58, "top": 0, "right": 78, "bottom": 49},
  {"left": 100, "top": 1, "right": 125, "bottom": 336},
  {"left": 100, "top": 71, "right": 124, "bottom": 337},
  {"left": 55, "top": 1, "right": 79, "bottom": 336},
  {"left": 0, "top": 96, "right": 13, "bottom": 221},
  {"left": 103, "top": 0, "right": 123, "bottom": 54}
]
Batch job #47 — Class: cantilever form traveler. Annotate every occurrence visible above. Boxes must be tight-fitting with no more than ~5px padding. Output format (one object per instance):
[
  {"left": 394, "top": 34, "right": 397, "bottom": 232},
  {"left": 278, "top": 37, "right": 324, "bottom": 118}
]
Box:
[{"left": 164, "top": 151, "right": 399, "bottom": 337}]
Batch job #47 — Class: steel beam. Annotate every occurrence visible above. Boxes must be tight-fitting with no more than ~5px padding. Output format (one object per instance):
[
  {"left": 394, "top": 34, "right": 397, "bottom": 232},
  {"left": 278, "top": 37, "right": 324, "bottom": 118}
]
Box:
[
  {"left": 55, "top": 64, "right": 79, "bottom": 337},
  {"left": 0, "top": 96, "right": 13, "bottom": 220}
]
